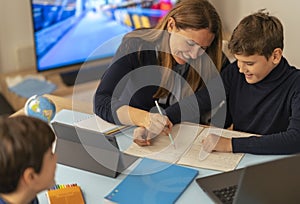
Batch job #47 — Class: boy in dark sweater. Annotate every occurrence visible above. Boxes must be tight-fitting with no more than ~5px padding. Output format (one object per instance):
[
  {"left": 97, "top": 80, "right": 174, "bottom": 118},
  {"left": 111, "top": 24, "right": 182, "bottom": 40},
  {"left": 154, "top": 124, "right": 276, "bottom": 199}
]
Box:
[{"left": 201, "top": 10, "right": 300, "bottom": 154}]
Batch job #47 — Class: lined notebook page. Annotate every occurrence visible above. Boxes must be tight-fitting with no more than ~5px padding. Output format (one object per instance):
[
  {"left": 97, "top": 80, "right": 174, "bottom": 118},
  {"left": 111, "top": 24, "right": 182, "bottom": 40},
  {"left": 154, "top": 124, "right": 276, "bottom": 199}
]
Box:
[
  {"left": 178, "top": 127, "right": 253, "bottom": 171},
  {"left": 124, "top": 124, "right": 203, "bottom": 164}
]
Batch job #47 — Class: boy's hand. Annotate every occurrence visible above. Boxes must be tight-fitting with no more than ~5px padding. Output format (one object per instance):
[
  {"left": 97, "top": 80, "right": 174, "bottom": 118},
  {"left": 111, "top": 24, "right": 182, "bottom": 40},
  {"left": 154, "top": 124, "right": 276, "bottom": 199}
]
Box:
[{"left": 202, "top": 133, "right": 232, "bottom": 153}]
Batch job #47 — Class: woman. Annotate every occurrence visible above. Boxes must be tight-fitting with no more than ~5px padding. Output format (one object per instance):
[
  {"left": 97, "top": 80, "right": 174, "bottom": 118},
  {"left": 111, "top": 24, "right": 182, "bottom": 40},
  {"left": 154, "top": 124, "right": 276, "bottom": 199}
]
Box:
[{"left": 94, "top": 0, "right": 228, "bottom": 145}]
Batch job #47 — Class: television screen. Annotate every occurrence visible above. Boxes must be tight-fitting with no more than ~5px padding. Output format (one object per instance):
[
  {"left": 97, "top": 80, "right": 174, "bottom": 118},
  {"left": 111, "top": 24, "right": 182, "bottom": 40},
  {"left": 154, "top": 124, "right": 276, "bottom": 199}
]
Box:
[{"left": 30, "top": 0, "right": 174, "bottom": 75}]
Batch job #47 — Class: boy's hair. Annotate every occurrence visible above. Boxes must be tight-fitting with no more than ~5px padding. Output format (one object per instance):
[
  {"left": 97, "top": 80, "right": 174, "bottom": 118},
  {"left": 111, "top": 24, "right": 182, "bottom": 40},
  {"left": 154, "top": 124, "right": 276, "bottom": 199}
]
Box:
[
  {"left": 228, "top": 9, "right": 284, "bottom": 59},
  {"left": 0, "top": 116, "right": 56, "bottom": 193}
]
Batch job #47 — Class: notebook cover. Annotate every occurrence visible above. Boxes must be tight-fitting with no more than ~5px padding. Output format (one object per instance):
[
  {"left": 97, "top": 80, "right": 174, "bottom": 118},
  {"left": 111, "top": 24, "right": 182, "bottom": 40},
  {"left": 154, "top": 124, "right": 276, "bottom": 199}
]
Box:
[
  {"left": 105, "top": 158, "right": 198, "bottom": 204},
  {"left": 9, "top": 78, "right": 56, "bottom": 98}
]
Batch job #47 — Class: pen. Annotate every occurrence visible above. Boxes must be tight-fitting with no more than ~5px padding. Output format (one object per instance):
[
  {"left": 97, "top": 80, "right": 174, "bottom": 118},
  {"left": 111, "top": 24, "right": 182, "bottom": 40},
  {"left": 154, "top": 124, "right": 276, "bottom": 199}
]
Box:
[
  {"left": 104, "top": 126, "right": 126, "bottom": 135},
  {"left": 155, "top": 100, "right": 176, "bottom": 148}
]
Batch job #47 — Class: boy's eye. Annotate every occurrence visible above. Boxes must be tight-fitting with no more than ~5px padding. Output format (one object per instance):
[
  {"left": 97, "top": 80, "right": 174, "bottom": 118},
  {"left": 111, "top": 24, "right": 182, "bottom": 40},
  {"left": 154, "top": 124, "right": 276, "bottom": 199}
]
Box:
[{"left": 246, "top": 62, "right": 254, "bottom": 66}]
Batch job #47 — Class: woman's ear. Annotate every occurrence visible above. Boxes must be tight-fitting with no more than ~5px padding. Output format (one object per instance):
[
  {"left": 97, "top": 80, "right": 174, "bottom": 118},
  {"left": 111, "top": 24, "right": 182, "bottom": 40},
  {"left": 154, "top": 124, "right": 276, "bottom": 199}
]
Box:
[
  {"left": 167, "top": 17, "right": 176, "bottom": 33},
  {"left": 271, "top": 48, "right": 283, "bottom": 65}
]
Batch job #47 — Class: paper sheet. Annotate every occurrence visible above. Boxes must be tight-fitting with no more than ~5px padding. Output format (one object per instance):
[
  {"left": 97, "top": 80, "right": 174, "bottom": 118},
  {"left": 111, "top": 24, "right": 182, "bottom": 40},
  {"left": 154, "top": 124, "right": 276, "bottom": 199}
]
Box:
[
  {"left": 75, "top": 115, "right": 128, "bottom": 134},
  {"left": 177, "top": 127, "right": 253, "bottom": 171},
  {"left": 124, "top": 124, "right": 203, "bottom": 164}
]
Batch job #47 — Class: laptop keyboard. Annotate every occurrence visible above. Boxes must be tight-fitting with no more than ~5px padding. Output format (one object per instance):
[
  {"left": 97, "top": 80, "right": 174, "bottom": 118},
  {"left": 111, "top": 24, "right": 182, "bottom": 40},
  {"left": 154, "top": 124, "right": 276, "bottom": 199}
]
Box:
[{"left": 213, "top": 185, "right": 238, "bottom": 204}]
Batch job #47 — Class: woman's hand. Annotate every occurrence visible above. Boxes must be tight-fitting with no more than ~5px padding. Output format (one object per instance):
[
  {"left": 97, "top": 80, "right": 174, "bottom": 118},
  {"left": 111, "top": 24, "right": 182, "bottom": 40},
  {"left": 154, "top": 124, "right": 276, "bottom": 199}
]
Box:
[
  {"left": 116, "top": 106, "right": 173, "bottom": 135},
  {"left": 133, "top": 127, "right": 153, "bottom": 146},
  {"left": 145, "top": 113, "right": 173, "bottom": 135},
  {"left": 133, "top": 123, "right": 173, "bottom": 146},
  {"left": 116, "top": 105, "right": 173, "bottom": 145},
  {"left": 201, "top": 133, "right": 232, "bottom": 153}
]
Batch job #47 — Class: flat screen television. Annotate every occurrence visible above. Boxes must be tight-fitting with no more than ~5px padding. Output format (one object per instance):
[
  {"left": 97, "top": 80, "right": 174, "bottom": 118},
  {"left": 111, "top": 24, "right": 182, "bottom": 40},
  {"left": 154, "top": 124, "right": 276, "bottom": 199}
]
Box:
[{"left": 30, "top": 0, "right": 174, "bottom": 85}]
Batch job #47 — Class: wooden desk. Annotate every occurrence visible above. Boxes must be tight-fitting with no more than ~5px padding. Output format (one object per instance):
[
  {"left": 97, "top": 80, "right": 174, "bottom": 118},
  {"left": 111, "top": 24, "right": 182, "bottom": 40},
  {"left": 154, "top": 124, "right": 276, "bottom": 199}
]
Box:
[
  {"left": 11, "top": 94, "right": 94, "bottom": 117},
  {"left": 0, "top": 68, "right": 99, "bottom": 112}
]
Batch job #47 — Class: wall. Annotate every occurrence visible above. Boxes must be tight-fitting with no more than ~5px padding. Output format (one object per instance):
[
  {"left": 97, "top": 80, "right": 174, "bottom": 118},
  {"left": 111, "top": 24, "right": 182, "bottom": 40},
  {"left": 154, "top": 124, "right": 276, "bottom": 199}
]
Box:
[
  {"left": 210, "top": 0, "right": 300, "bottom": 67},
  {"left": 0, "top": 0, "right": 35, "bottom": 73},
  {"left": 0, "top": 0, "right": 300, "bottom": 75}
]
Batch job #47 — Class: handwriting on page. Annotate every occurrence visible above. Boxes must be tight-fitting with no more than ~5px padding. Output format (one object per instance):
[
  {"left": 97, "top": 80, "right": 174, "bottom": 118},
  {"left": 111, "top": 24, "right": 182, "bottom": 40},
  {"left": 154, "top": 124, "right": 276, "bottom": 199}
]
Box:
[
  {"left": 177, "top": 127, "right": 253, "bottom": 171},
  {"left": 124, "top": 124, "right": 204, "bottom": 164}
]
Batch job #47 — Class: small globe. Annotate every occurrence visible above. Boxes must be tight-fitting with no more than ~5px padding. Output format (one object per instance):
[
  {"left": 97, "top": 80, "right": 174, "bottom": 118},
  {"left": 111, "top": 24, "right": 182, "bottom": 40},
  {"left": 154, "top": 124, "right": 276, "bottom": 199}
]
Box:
[{"left": 24, "top": 95, "right": 56, "bottom": 122}]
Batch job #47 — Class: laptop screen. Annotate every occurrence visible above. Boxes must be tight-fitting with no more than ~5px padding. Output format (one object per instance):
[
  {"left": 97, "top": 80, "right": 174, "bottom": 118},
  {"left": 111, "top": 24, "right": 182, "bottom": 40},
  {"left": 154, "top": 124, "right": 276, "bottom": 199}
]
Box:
[{"left": 196, "top": 154, "right": 300, "bottom": 204}]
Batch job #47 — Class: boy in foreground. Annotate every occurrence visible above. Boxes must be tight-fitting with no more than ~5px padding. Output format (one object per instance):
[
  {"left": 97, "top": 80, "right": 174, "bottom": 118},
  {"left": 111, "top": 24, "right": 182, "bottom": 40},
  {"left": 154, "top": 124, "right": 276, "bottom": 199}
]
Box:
[{"left": 0, "top": 116, "right": 57, "bottom": 203}]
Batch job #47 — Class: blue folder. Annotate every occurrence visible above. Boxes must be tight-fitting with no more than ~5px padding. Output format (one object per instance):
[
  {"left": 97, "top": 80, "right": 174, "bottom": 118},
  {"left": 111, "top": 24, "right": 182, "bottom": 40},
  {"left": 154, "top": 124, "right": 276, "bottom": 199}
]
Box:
[
  {"left": 105, "top": 158, "right": 198, "bottom": 204},
  {"left": 9, "top": 78, "right": 56, "bottom": 98}
]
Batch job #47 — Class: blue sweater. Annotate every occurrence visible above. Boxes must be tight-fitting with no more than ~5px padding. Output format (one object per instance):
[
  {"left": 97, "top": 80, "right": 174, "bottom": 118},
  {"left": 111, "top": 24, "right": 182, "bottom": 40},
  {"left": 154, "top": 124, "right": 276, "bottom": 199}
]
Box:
[{"left": 0, "top": 197, "right": 39, "bottom": 204}]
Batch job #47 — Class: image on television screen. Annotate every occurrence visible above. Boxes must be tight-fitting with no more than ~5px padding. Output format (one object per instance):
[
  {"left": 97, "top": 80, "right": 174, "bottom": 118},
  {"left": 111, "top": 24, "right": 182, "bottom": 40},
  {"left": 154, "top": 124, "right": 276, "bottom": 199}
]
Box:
[{"left": 30, "top": 0, "right": 174, "bottom": 72}]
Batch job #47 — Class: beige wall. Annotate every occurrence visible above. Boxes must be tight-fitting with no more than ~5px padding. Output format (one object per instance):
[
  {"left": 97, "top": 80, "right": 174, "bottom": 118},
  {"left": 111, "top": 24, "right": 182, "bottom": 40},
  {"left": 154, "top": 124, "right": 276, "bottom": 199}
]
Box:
[
  {"left": 0, "top": 0, "right": 35, "bottom": 73},
  {"left": 0, "top": 0, "right": 300, "bottom": 75},
  {"left": 210, "top": 0, "right": 300, "bottom": 67}
]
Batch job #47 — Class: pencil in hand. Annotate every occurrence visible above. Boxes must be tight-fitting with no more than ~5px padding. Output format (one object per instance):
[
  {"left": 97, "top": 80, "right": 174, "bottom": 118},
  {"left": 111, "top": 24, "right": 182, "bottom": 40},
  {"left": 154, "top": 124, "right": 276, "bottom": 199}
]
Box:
[{"left": 155, "top": 100, "right": 176, "bottom": 149}]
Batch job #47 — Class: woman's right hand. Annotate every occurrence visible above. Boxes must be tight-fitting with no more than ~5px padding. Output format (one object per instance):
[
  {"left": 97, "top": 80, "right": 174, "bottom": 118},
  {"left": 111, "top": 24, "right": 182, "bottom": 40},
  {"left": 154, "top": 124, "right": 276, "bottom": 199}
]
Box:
[
  {"left": 145, "top": 112, "right": 173, "bottom": 136},
  {"left": 116, "top": 105, "right": 173, "bottom": 135}
]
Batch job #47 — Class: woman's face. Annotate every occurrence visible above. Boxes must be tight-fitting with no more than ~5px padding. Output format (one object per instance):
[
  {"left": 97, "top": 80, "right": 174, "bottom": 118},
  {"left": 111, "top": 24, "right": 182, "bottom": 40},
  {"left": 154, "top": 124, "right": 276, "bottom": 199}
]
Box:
[{"left": 167, "top": 18, "right": 215, "bottom": 64}]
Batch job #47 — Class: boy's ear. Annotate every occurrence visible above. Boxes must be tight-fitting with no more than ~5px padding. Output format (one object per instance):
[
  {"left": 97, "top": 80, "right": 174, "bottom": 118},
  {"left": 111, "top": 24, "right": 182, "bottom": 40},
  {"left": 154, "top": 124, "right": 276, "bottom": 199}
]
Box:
[
  {"left": 22, "top": 167, "right": 37, "bottom": 185},
  {"left": 271, "top": 48, "right": 283, "bottom": 65}
]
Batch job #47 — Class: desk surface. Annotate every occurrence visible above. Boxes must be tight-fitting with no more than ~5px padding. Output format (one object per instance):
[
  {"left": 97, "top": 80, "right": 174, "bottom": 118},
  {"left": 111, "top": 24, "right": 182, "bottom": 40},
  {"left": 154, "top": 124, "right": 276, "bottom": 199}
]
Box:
[
  {"left": 0, "top": 68, "right": 99, "bottom": 111},
  {"left": 11, "top": 94, "right": 94, "bottom": 117},
  {"left": 38, "top": 154, "right": 284, "bottom": 204},
  {"left": 12, "top": 95, "right": 286, "bottom": 204}
]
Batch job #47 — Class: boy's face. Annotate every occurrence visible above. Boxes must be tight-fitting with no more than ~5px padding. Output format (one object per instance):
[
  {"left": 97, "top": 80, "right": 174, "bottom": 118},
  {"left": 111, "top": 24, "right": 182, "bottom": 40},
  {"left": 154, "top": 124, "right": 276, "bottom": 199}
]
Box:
[
  {"left": 234, "top": 54, "right": 278, "bottom": 84},
  {"left": 33, "top": 148, "right": 57, "bottom": 191}
]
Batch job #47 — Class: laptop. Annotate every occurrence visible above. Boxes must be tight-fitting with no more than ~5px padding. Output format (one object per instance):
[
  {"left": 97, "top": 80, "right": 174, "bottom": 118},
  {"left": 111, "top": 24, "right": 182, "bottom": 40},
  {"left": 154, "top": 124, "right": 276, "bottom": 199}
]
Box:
[
  {"left": 51, "top": 121, "right": 138, "bottom": 178},
  {"left": 196, "top": 154, "right": 300, "bottom": 204}
]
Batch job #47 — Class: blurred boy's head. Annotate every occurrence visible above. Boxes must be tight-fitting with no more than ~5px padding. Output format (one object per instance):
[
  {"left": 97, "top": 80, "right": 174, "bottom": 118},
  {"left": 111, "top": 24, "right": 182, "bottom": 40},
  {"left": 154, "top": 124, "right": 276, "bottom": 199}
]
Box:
[
  {"left": 0, "top": 116, "right": 57, "bottom": 195},
  {"left": 228, "top": 9, "right": 283, "bottom": 59},
  {"left": 228, "top": 10, "right": 284, "bottom": 84}
]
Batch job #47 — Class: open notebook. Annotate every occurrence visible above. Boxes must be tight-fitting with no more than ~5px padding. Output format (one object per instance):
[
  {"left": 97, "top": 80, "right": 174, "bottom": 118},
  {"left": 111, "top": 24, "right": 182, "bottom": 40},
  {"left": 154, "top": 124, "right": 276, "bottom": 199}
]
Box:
[{"left": 124, "top": 123, "right": 253, "bottom": 172}]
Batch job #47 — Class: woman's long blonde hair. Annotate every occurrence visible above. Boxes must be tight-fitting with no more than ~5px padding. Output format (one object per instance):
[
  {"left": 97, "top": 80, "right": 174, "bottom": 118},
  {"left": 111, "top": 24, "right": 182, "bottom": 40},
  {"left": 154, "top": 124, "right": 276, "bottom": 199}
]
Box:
[{"left": 126, "top": 0, "right": 223, "bottom": 98}]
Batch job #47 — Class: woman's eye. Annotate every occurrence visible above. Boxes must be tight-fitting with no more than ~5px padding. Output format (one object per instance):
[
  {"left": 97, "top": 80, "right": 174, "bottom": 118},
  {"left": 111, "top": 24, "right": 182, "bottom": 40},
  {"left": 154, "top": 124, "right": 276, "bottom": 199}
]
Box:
[
  {"left": 201, "top": 46, "right": 208, "bottom": 50},
  {"left": 187, "top": 40, "right": 195, "bottom": 46}
]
